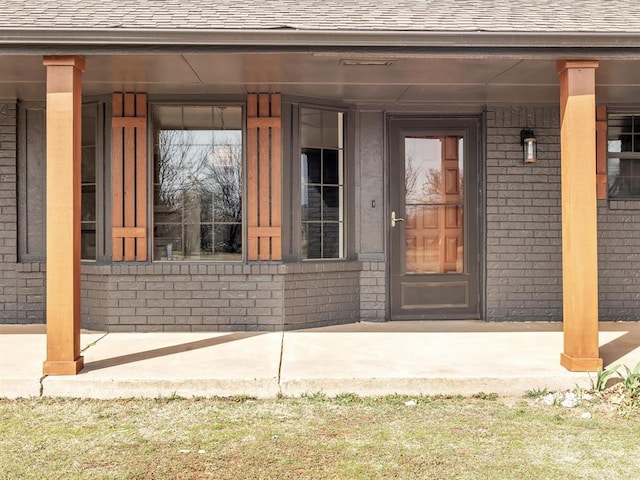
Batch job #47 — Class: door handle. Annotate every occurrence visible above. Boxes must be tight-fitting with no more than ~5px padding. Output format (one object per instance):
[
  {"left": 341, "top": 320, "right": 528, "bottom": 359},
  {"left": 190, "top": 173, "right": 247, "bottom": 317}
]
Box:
[{"left": 391, "top": 211, "right": 405, "bottom": 227}]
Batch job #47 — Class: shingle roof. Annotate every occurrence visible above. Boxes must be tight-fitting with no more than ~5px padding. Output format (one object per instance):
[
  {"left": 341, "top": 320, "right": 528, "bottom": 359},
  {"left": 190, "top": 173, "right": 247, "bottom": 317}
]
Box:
[{"left": 0, "top": 0, "right": 639, "bottom": 33}]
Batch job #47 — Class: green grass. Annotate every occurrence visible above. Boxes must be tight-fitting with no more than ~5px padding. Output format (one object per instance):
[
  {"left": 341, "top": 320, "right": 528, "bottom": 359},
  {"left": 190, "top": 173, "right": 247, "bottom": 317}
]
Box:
[{"left": 1, "top": 395, "right": 639, "bottom": 479}]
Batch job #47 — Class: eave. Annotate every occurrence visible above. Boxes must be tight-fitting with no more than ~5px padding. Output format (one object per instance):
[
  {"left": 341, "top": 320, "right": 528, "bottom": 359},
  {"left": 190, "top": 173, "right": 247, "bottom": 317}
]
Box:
[{"left": 2, "top": 28, "right": 640, "bottom": 58}]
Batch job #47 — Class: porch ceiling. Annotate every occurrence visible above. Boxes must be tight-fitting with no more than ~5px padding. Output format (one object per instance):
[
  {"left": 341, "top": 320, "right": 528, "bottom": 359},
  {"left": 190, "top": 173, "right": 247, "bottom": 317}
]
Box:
[{"left": 2, "top": 53, "right": 640, "bottom": 105}]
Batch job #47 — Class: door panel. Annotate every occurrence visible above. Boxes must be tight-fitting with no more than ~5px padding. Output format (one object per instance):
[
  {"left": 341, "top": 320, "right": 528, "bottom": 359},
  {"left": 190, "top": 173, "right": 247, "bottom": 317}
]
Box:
[{"left": 389, "top": 118, "right": 480, "bottom": 319}]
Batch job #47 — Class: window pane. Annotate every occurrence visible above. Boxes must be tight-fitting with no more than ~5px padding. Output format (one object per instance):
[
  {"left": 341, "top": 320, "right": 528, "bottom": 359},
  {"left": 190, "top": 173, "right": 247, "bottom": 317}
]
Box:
[
  {"left": 322, "top": 110, "right": 340, "bottom": 148},
  {"left": 152, "top": 105, "right": 243, "bottom": 261},
  {"left": 323, "top": 149, "right": 339, "bottom": 184},
  {"left": 213, "top": 224, "right": 242, "bottom": 260},
  {"left": 304, "top": 185, "right": 322, "bottom": 221},
  {"left": 302, "top": 148, "right": 322, "bottom": 184},
  {"left": 300, "top": 108, "right": 345, "bottom": 260},
  {"left": 154, "top": 224, "right": 182, "bottom": 260},
  {"left": 322, "top": 223, "right": 342, "bottom": 258},
  {"left": 322, "top": 186, "right": 340, "bottom": 221},
  {"left": 302, "top": 223, "right": 322, "bottom": 259},
  {"left": 81, "top": 185, "right": 96, "bottom": 222},
  {"left": 301, "top": 109, "right": 322, "bottom": 147},
  {"left": 81, "top": 229, "right": 96, "bottom": 260},
  {"left": 81, "top": 147, "right": 96, "bottom": 183}
]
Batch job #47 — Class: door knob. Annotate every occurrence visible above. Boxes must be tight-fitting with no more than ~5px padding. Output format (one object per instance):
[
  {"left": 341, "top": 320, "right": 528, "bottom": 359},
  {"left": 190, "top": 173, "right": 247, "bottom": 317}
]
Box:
[{"left": 391, "top": 211, "right": 405, "bottom": 227}]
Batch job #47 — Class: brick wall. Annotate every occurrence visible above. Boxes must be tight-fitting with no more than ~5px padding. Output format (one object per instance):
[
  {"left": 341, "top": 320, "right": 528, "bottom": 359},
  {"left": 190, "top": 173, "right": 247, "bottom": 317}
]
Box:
[
  {"left": 80, "top": 264, "right": 285, "bottom": 332},
  {"left": 360, "top": 261, "right": 385, "bottom": 321},
  {"left": 0, "top": 103, "right": 17, "bottom": 322},
  {"left": 79, "top": 263, "right": 362, "bottom": 332},
  {"left": 283, "top": 262, "right": 361, "bottom": 329},
  {"left": 16, "top": 263, "right": 45, "bottom": 323},
  {"left": 598, "top": 200, "right": 640, "bottom": 320},
  {"left": 485, "top": 106, "right": 563, "bottom": 321}
]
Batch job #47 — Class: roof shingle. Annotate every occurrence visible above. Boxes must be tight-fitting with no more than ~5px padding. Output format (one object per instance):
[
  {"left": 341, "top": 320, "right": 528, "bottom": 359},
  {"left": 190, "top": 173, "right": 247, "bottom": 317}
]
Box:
[{"left": 0, "top": 0, "right": 639, "bottom": 33}]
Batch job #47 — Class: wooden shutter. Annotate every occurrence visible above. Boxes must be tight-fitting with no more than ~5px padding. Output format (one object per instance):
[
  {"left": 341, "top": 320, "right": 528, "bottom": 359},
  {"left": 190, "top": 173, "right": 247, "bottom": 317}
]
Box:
[
  {"left": 112, "top": 93, "right": 147, "bottom": 261},
  {"left": 247, "top": 93, "right": 282, "bottom": 261},
  {"left": 596, "top": 106, "right": 607, "bottom": 200}
]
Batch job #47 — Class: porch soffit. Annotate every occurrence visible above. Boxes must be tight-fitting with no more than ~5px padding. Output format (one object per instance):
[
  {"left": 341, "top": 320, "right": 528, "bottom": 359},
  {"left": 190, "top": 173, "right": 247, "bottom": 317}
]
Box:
[{"left": 2, "top": 54, "right": 640, "bottom": 105}]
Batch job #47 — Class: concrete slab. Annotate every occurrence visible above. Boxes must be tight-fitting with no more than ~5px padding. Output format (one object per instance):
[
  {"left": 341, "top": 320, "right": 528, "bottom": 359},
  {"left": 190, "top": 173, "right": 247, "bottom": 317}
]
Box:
[
  {"left": 0, "top": 331, "right": 105, "bottom": 398},
  {"left": 0, "top": 334, "right": 44, "bottom": 398},
  {"left": 2, "top": 321, "right": 640, "bottom": 399},
  {"left": 42, "top": 332, "right": 282, "bottom": 399},
  {"left": 279, "top": 321, "right": 640, "bottom": 397}
]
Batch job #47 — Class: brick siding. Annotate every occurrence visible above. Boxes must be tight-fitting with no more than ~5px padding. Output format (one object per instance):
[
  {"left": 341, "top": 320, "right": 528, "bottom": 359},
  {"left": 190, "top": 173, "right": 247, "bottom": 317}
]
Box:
[
  {"left": 79, "top": 262, "right": 361, "bottom": 332},
  {"left": 283, "top": 262, "right": 360, "bottom": 329},
  {"left": 485, "top": 106, "right": 563, "bottom": 321},
  {"left": 597, "top": 200, "right": 640, "bottom": 320},
  {"left": 0, "top": 103, "right": 18, "bottom": 322},
  {"left": 359, "top": 261, "right": 386, "bottom": 321}
]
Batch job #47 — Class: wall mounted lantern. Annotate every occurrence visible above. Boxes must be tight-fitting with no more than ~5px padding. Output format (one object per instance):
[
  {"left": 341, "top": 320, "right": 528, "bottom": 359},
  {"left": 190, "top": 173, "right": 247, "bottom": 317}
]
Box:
[{"left": 520, "top": 129, "right": 537, "bottom": 164}]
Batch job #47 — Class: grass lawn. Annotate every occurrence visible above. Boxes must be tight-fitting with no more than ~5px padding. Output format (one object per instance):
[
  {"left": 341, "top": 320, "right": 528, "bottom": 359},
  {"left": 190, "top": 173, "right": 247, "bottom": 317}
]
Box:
[{"left": 1, "top": 394, "right": 639, "bottom": 479}]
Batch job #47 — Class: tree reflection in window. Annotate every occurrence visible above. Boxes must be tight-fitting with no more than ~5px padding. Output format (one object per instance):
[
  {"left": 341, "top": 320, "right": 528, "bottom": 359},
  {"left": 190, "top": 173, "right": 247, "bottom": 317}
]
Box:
[{"left": 153, "top": 105, "right": 243, "bottom": 261}]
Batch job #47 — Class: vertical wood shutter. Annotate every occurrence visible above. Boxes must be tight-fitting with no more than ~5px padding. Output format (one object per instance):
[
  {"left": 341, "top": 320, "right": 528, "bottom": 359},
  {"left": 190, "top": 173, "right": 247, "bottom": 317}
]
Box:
[
  {"left": 596, "top": 106, "right": 607, "bottom": 200},
  {"left": 112, "top": 93, "right": 147, "bottom": 261},
  {"left": 247, "top": 93, "right": 282, "bottom": 261}
]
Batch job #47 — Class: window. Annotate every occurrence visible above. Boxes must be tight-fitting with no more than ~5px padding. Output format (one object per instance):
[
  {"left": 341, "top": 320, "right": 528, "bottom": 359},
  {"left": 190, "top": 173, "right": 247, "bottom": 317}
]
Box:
[
  {"left": 300, "top": 107, "right": 345, "bottom": 259},
  {"left": 608, "top": 113, "right": 640, "bottom": 198},
  {"left": 18, "top": 102, "right": 103, "bottom": 262},
  {"left": 152, "top": 105, "right": 243, "bottom": 261},
  {"left": 81, "top": 104, "right": 98, "bottom": 260}
]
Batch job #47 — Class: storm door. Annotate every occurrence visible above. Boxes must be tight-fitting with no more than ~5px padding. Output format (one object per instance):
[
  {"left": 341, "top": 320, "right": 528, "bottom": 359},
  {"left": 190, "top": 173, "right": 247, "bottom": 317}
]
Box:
[{"left": 389, "top": 118, "right": 480, "bottom": 319}]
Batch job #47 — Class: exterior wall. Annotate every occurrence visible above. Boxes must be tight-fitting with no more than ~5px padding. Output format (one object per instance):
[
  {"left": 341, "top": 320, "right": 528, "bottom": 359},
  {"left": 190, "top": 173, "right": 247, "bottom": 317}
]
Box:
[
  {"left": 598, "top": 200, "right": 640, "bottom": 320},
  {"left": 485, "top": 106, "right": 563, "bottom": 321},
  {"left": 283, "top": 262, "right": 361, "bottom": 329},
  {"left": 0, "top": 102, "right": 17, "bottom": 321},
  {"left": 10, "top": 99, "right": 640, "bottom": 328},
  {"left": 77, "top": 263, "right": 361, "bottom": 332},
  {"left": 16, "top": 263, "right": 45, "bottom": 323},
  {"left": 81, "top": 264, "right": 285, "bottom": 332},
  {"left": 356, "top": 111, "right": 387, "bottom": 321},
  {"left": 360, "top": 261, "right": 386, "bottom": 321}
]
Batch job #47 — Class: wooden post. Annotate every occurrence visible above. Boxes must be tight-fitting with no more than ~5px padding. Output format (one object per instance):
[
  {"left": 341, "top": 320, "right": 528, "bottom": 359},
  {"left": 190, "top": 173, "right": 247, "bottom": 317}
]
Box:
[
  {"left": 42, "top": 56, "right": 85, "bottom": 375},
  {"left": 557, "top": 60, "right": 603, "bottom": 372}
]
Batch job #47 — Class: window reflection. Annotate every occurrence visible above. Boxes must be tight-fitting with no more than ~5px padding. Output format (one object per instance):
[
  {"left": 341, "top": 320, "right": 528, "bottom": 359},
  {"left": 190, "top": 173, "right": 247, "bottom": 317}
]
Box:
[
  {"left": 152, "top": 105, "right": 243, "bottom": 261},
  {"left": 404, "top": 137, "right": 463, "bottom": 274}
]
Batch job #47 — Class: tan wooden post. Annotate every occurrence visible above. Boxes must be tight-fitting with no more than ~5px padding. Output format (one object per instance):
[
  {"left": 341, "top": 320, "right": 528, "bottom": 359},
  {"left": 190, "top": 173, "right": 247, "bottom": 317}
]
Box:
[
  {"left": 42, "top": 56, "right": 85, "bottom": 375},
  {"left": 557, "top": 60, "right": 603, "bottom": 372}
]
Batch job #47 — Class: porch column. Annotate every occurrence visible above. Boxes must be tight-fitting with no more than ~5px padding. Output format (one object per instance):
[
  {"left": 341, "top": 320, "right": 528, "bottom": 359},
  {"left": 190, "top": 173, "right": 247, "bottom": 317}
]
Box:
[
  {"left": 42, "top": 55, "right": 85, "bottom": 375},
  {"left": 556, "top": 60, "right": 603, "bottom": 372}
]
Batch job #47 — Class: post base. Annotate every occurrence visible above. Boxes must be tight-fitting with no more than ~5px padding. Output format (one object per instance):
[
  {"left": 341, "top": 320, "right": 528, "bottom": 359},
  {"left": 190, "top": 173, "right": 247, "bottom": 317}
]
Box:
[
  {"left": 560, "top": 353, "right": 603, "bottom": 372},
  {"left": 43, "top": 356, "right": 84, "bottom": 375}
]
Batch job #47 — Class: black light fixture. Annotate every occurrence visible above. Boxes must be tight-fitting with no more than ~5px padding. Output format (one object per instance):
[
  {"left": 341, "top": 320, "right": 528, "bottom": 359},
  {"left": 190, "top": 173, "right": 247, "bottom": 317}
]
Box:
[{"left": 520, "top": 129, "right": 537, "bottom": 164}]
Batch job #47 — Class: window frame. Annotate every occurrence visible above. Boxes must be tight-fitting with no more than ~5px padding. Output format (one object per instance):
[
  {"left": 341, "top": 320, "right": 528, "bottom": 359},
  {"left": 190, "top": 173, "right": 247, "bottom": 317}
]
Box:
[
  {"left": 607, "top": 111, "right": 640, "bottom": 200},
  {"left": 18, "top": 97, "right": 109, "bottom": 263},
  {"left": 286, "top": 100, "right": 353, "bottom": 262},
  {"left": 148, "top": 99, "right": 247, "bottom": 263}
]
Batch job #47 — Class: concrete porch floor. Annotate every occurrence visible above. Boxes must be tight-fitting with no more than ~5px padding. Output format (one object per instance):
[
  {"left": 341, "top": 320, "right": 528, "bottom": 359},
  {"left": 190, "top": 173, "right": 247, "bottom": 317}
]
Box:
[{"left": 2, "top": 321, "right": 640, "bottom": 399}]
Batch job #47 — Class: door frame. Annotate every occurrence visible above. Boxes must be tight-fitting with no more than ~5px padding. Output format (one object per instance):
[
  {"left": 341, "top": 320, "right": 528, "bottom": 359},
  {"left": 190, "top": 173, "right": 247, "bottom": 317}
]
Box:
[{"left": 385, "top": 114, "right": 485, "bottom": 320}]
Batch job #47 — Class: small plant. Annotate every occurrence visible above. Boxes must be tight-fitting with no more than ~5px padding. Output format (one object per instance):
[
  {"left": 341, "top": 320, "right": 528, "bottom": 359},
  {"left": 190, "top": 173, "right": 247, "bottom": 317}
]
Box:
[
  {"left": 525, "top": 387, "right": 549, "bottom": 399},
  {"left": 590, "top": 365, "right": 620, "bottom": 392},
  {"left": 335, "top": 392, "right": 361, "bottom": 404},
  {"left": 472, "top": 392, "right": 498, "bottom": 401},
  {"left": 300, "top": 391, "right": 328, "bottom": 402},
  {"left": 618, "top": 361, "right": 640, "bottom": 398}
]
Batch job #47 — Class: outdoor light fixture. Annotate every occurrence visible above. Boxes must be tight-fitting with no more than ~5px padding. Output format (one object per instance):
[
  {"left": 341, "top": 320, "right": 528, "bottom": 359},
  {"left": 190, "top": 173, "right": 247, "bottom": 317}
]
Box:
[{"left": 520, "top": 129, "right": 537, "bottom": 164}]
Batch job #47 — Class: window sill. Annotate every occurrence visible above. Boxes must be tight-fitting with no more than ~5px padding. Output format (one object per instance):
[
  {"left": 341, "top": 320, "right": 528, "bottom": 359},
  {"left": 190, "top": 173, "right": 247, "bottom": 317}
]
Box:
[{"left": 607, "top": 199, "right": 640, "bottom": 210}]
